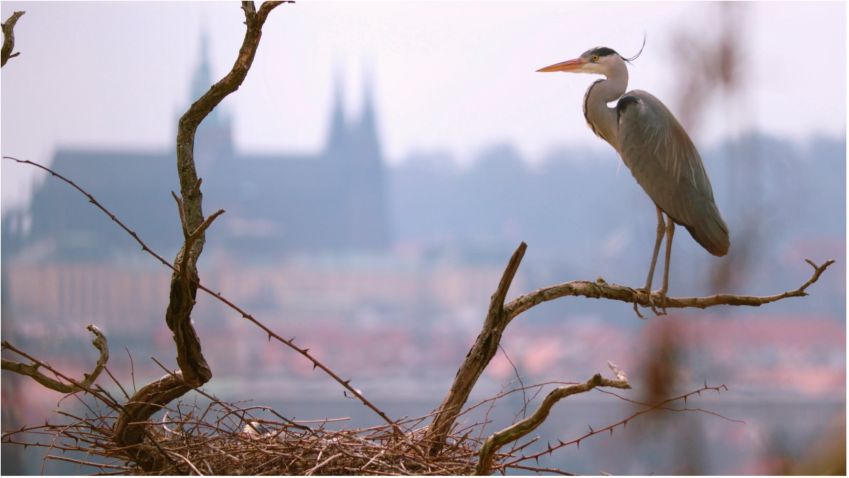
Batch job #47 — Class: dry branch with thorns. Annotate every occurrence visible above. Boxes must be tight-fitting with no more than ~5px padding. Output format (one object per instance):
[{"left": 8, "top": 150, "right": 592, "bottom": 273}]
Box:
[{"left": 2, "top": 325, "right": 108, "bottom": 394}]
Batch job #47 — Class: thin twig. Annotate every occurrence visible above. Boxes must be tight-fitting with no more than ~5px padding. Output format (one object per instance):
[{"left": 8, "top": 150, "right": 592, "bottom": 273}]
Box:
[
  {"left": 502, "top": 383, "right": 732, "bottom": 469},
  {"left": 476, "top": 373, "right": 630, "bottom": 475},
  {"left": 1, "top": 326, "right": 113, "bottom": 402}
]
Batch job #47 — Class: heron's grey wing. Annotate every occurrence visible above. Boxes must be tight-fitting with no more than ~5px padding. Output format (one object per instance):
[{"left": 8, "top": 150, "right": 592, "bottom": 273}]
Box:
[{"left": 617, "top": 90, "right": 729, "bottom": 256}]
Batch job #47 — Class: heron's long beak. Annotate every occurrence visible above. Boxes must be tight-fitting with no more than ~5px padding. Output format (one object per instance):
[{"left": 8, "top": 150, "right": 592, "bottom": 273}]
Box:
[{"left": 536, "top": 58, "right": 584, "bottom": 73}]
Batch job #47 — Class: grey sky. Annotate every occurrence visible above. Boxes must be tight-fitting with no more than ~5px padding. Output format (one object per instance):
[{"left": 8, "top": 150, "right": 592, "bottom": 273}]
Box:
[{"left": 1, "top": 1, "right": 845, "bottom": 212}]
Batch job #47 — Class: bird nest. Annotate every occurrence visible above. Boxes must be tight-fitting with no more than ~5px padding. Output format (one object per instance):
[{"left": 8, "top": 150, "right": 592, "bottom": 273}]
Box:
[
  {"left": 133, "top": 421, "right": 478, "bottom": 475},
  {"left": 150, "top": 428, "right": 477, "bottom": 475},
  {"left": 3, "top": 398, "right": 487, "bottom": 476}
]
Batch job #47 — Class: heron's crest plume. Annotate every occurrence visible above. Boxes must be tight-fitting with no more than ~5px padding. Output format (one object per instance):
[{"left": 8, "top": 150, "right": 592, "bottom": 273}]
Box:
[
  {"left": 622, "top": 35, "right": 647, "bottom": 64},
  {"left": 586, "top": 35, "right": 646, "bottom": 64}
]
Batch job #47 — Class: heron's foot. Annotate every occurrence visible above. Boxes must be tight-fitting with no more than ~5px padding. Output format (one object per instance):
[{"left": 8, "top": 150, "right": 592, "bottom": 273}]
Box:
[
  {"left": 632, "top": 300, "right": 646, "bottom": 319},
  {"left": 632, "top": 287, "right": 668, "bottom": 318},
  {"left": 632, "top": 287, "right": 651, "bottom": 319},
  {"left": 652, "top": 289, "right": 669, "bottom": 316}
]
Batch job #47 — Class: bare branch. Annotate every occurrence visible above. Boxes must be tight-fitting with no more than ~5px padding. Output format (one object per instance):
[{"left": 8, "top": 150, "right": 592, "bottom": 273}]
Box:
[
  {"left": 504, "top": 258, "right": 835, "bottom": 322},
  {"left": 2, "top": 324, "right": 109, "bottom": 395},
  {"left": 113, "top": 2, "right": 286, "bottom": 469},
  {"left": 502, "top": 383, "right": 732, "bottom": 469},
  {"left": 112, "top": 372, "right": 193, "bottom": 468},
  {"left": 1, "top": 10, "right": 24, "bottom": 67},
  {"left": 476, "top": 373, "right": 630, "bottom": 475},
  {"left": 3, "top": 156, "right": 174, "bottom": 269},
  {"left": 427, "top": 242, "right": 527, "bottom": 454},
  {"left": 427, "top": 241, "right": 833, "bottom": 455}
]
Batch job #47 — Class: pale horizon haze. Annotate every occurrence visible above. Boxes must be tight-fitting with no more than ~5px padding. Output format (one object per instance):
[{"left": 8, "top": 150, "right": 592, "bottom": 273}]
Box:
[{"left": 1, "top": 1, "right": 846, "bottom": 212}]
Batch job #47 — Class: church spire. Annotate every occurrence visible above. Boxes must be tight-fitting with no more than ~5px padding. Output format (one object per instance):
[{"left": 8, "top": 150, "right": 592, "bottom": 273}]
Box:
[
  {"left": 360, "top": 66, "right": 375, "bottom": 132},
  {"left": 189, "top": 28, "right": 233, "bottom": 164},
  {"left": 189, "top": 29, "right": 225, "bottom": 126},
  {"left": 191, "top": 30, "right": 212, "bottom": 101},
  {"left": 354, "top": 64, "right": 381, "bottom": 162},
  {"left": 326, "top": 65, "right": 347, "bottom": 154}
]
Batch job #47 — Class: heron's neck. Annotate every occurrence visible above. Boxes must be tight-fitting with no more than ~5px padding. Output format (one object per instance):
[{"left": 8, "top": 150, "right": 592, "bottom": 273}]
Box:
[{"left": 583, "top": 65, "right": 628, "bottom": 149}]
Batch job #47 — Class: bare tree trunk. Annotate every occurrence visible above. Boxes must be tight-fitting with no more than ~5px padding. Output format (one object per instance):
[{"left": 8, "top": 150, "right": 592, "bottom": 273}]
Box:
[
  {"left": 426, "top": 242, "right": 526, "bottom": 455},
  {"left": 111, "top": 2, "right": 283, "bottom": 470}
]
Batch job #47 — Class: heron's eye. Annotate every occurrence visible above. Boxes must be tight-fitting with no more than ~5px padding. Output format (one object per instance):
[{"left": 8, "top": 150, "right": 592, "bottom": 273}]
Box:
[{"left": 591, "top": 55, "right": 600, "bottom": 63}]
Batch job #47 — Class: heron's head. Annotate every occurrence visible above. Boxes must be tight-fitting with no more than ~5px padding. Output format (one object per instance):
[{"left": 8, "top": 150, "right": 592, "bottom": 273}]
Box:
[{"left": 537, "top": 46, "right": 626, "bottom": 76}]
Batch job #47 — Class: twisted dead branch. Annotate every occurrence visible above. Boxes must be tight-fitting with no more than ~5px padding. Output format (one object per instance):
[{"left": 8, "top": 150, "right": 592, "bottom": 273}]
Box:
[
  {"left": 111, "top": 1, "right": 285, "bottom": 469},
  {"left": 1, "top": 10, "right": 24, "bottom": 67},
  {"left": 2, "top": 325, "right": 109, "bottom": 395},
  {"left": 476, "top": 373, "right": 631, "bottom": 475},
  {"left": 426, "top": 242, "right": 527, "bottom": 455},
  {"left": 502, "top": 382, "right": 734, "bottom": 469}
]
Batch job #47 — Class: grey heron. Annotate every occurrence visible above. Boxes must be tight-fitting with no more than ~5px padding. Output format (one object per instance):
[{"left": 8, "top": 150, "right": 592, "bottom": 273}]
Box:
[{"left": 537, "top": 44, "right": 729, "bottom": 313}]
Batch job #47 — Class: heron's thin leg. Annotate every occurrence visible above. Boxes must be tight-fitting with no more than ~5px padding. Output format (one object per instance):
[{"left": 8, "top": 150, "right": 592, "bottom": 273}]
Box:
[
  {"left": 643, "top": 206, "right": 665, "bottom": 291},
  {"left": 657, "top": 215, "right": 676, "bottom": 314},
  {"left": 634, "top": 206, "right": 665, "bottom": 318}
]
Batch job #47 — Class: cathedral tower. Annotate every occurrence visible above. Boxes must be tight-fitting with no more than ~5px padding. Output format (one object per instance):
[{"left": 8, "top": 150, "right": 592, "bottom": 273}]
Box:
[
  {"left": 189, "top": 31, "right": 234, "bottom": 173},
  {"left": 322, "top": 66, "right": 390, "bottom": 251}
]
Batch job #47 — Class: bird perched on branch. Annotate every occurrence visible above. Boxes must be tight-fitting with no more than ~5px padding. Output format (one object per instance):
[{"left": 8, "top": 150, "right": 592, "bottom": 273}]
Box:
[{"left": 537, "top": 41, "right": 729, "bottom": 314}]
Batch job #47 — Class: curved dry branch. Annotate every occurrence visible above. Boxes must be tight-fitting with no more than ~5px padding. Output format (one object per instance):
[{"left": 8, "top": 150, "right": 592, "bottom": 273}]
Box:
[
  {"left": 504, "top": 258, "right": 834, "bottom": 322},
  {"left": 2, "top": 324, "right": 109, "bottom": 395},
  {"left": 427, "top": 242, "right": 527, "bottom": 455},
  {"left": 167, "top": 1, "right": 284, "bottom": 390},
  {"left": 1, "top": 10, "right": 24, "bottom": 67},
  {"left": 501, "top": 383, "right": 732, "bottom": 470},
  {"left": 112, "top": 372, "right": 193, "bottom": 470},
  {"left": 112, "top": 2, "right": 285, "bottom": 469},
  {"left": 427, "top": 241, "right": 834, "bottom": 455},
  {"left": 476, "top": 373, "right": 630, "bottom": 475}
]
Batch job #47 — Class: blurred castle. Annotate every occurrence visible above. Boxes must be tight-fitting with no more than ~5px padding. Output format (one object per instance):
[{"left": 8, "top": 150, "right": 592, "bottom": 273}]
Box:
[{"left": 3, "top": 33, "right": 391, "bottom": 262}]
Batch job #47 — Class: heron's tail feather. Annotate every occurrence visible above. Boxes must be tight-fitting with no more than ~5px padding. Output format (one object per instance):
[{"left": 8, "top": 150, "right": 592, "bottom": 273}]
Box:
[{"left": 685, "top": 204, "right": 729, "bottom": 257}]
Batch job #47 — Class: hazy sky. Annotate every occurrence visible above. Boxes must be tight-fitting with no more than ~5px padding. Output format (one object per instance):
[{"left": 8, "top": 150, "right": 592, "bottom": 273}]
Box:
[{"left": 1, "top": 1, "right": 845, "bottom": 211}]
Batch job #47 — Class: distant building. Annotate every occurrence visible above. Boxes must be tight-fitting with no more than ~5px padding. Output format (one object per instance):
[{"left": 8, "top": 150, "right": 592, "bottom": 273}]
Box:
[{"left": 3, "top": 32, "right": 391, "bottom": 262}]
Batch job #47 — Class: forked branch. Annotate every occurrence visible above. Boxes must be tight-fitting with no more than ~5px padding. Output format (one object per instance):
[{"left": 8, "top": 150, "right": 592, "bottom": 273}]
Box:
[
  {"left": 426, "top": 242, "right": 527, "bottom": 454},
  {"left": 476, "top": 373, "right": 630, "bottom": 475},
  {"left": 427, "top": 241, "right": 834, "bottom": 456},
  {"left": 495, "top": 383, "right": 733, "bottom": 473},
  {"left": 112, "top": 2, "right": 285, "bottom": 469},
  {"left": 2, "top": 324, "right": 109, "bottom": 395}
]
